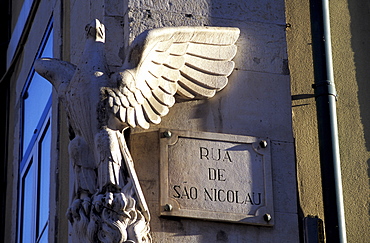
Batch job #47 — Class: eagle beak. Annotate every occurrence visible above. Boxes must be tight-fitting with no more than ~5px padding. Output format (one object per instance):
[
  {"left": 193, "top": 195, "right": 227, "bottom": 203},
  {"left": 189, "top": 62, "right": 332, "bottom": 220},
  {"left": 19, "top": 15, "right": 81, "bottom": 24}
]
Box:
[{"left": 85, "top": 19, "right": 105, "bottom": 43}]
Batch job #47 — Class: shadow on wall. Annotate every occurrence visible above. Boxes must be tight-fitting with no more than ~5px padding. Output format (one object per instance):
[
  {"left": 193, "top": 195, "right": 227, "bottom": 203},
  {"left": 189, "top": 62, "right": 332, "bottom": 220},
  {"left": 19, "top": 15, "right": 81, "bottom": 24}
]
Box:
[{"left": 348, "top": 0, "right": 370, "bottom": 215}]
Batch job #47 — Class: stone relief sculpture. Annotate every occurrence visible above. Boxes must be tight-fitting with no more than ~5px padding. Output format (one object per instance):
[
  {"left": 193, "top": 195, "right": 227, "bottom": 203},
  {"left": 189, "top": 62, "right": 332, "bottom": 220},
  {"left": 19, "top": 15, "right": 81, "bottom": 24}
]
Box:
[{"left": 34, "top": 19, "right": 239, "bottom": 243}]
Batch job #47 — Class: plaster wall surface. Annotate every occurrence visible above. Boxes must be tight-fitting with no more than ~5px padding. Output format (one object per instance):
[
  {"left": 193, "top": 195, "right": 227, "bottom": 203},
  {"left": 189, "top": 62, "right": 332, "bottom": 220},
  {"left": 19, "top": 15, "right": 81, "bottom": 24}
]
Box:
[
  {"left": 285, "top": 0, "right": 324, "bottom": 221},
  {"left": 286, "top": 0, "right": 370, "bottom": 242}
]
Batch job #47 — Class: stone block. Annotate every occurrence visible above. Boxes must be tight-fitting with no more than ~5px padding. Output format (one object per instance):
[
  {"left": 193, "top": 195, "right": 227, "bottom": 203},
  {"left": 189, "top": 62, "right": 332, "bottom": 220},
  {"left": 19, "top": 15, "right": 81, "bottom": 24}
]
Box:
[
  {"left": 104, "top": 15, "right": 126, "bottom": 67},
  {"left": 105, "top": 0, "right": 126, "bottom": 17},
  {"left": 125, "top": 9, "right": 288, "bottom": 74},
  {"left": 143, "top": 70, "right": 293, "bottom": 142},
  {"left": 270, "top": 140, "right": 298, "bottom": 213},
  {"left": 127, "top": 0, "right": 285, "bottom": 24},
  {"left": 126, "top": 8, "right": 211, "bottom": 42},
  {"left": 231, "top": 21, "right": 289, "bottom": 75}
]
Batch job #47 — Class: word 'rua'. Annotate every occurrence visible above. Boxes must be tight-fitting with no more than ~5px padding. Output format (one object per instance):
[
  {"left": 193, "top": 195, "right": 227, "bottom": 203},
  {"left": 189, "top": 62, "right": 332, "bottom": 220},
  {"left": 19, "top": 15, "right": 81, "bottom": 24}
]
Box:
[{"left": 35, "top": 19, "right": 239, "bottom": 243}]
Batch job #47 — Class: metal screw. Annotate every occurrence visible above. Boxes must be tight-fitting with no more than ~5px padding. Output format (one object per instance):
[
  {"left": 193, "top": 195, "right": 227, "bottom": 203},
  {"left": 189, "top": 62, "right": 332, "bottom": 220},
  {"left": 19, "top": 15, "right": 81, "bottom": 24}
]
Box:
[
  {"left": 264, "top": 213, "right": 272, "bottom": 222},
  {"left": 260, "top": 140, "right": 268, "bottom": 148},
  {"left": 164, "top": 204, "right": 173, "bottom": 212},
  {"left": 163, "top": 130, "right": 172, "bottom": 138}
]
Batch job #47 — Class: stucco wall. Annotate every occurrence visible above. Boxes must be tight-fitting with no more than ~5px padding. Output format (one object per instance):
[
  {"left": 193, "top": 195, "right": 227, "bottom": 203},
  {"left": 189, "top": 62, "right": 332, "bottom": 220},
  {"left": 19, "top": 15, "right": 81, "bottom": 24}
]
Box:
[{"left": 286, "top": 0, "right": 370, "bottom": 242}]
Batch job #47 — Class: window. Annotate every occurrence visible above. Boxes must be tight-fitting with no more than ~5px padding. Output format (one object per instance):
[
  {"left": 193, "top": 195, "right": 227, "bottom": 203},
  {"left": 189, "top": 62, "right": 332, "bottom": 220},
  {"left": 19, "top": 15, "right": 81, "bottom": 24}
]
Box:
[
  {"left": 17, "top": 24, "right": 53, "bottom": 243},
  {"left": 7, "top": 0, "right": 36, "bottom": 67}
]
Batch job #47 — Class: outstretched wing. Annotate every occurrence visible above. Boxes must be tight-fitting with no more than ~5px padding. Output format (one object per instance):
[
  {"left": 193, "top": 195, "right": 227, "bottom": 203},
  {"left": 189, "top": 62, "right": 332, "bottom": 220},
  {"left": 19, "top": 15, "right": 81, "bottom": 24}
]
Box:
[{"left": 106, "top": 26, "right": 240, "bottom": 129}]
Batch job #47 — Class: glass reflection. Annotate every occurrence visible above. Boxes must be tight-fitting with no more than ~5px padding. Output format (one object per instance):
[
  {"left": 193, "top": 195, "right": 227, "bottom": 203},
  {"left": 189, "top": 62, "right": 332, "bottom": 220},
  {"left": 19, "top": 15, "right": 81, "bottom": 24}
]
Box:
[
  {"left": 22, "top": 30, "right": 53, "bottom": 156},
  {"left": 21, "top": 161, "right": 35, "bottom": 243},
  {"left": 37, "top": 124, "right": 50, "bottom": 238}
]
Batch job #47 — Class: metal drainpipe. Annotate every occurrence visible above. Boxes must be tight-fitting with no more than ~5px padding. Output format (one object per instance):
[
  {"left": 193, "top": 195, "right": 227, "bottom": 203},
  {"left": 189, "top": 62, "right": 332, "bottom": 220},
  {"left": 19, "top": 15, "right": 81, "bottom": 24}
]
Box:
[{"left": 309, "top": 0, "right": 347, "bottom": 242}]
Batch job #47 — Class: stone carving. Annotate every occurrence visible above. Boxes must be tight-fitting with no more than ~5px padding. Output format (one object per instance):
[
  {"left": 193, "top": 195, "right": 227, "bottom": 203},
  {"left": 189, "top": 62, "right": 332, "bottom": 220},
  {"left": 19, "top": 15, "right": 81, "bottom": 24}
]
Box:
[{"left": 34, "top": 19, "right": 239, "bottom": 242}]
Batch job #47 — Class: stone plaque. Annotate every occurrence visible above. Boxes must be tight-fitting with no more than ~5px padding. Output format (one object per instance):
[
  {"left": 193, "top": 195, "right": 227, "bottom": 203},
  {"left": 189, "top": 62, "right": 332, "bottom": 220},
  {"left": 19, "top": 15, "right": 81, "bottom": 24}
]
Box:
[{"left": 159, "top": 129, "right": 274, "bottom": 226}]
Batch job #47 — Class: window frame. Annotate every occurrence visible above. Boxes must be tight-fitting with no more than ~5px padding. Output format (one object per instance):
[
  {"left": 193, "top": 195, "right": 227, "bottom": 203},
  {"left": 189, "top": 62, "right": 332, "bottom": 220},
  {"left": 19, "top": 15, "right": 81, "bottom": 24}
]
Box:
[
  {"left": 18, "top": 111, "right": 51, "bottom": 243},
  {"left": 7, "top": 0, "right": 37, "bottom": 67},
  {"left": 17, "top": 19, "right": 54, "bottom": 243}
]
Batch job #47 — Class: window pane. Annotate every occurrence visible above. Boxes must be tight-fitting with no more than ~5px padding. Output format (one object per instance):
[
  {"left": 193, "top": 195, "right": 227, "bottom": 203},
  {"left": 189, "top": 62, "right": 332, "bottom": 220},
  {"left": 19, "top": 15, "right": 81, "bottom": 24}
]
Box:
[
  {"left": 21, "top": 161, "right": 36, "bottom": 243},
  {"left": 22, "top": 30, "right": 53, "bottom": 156},
  {"left": 22, "top": 76, "right": 52, "bottom": 155},
  {"left": 37, "top": 123, "right": 50, "bottom": 236},
  {"left": 19, "top": 24, "right": 53, "bottom": 243},
  {"left": 41, "top": 29, "right": 53, "bottom": 57}
]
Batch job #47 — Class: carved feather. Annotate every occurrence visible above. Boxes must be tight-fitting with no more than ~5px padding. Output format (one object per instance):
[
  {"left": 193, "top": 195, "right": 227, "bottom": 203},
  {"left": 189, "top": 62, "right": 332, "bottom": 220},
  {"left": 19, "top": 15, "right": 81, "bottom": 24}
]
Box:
[{"left": 105, "top": 26, "right": 239, "bottom": 129}]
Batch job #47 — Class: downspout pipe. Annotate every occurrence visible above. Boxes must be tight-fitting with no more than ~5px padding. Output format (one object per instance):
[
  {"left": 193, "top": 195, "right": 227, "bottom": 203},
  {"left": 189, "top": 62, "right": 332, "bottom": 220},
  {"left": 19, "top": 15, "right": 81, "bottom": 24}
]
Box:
[{"left": 309, "top": 0, "right": 347, "bottom": 242}]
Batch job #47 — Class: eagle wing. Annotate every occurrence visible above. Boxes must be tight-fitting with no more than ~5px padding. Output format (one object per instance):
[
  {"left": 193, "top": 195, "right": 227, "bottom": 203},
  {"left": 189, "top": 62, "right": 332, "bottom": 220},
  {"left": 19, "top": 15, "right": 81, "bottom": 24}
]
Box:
[{"left": 105, "top": 26, "right": 240, "bottom": 129}]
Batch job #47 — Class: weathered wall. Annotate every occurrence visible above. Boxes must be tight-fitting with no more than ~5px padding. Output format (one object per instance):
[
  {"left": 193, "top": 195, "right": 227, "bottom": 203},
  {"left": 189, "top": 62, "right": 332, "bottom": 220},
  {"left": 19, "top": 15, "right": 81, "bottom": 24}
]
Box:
[
  {"left": 125, "top": 1, "right": 299, "bottom": 242},
  {"left": 62, "top": 0, "right": 298, "bottom": 242},
  {"left": 286, "top": 0, "right": 370, "bottom": 241},
  {"left": 5, "top": 0, "right": 369, "bottom": 241},
  {"left": 338, "top": 2, "right": 370, "bottom": 240},
  {"left": 4, "top": 0, "right": 303, "bottom": 242}
]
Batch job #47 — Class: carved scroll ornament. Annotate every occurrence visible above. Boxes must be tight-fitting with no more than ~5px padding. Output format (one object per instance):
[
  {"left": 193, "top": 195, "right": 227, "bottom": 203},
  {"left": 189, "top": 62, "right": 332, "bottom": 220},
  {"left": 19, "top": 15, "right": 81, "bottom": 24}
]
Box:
[{"left": 35, "top": 19, "right": 239, "bottom": 243}]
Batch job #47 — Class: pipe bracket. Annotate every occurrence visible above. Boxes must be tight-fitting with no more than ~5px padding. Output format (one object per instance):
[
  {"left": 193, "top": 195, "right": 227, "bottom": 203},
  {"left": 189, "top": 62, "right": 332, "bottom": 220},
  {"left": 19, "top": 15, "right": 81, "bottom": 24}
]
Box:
[{"left": 312, "top": 80, "right": 338, "bottom": 100}]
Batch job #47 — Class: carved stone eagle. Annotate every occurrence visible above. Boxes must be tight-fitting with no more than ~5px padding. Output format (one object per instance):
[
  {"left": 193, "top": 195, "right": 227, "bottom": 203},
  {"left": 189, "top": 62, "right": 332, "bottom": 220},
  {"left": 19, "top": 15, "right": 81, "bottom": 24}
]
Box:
[{"left": 35, "top": 19, "right": 239, "bottom": 243}]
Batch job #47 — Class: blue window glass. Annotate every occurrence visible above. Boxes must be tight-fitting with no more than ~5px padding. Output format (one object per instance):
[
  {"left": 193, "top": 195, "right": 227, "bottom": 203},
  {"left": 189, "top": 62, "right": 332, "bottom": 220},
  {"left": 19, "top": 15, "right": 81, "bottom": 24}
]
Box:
[
  {"left": 19, "top": 115, "right": 51, "bottom": 243},
  {"left": 18, "top": 23, "right": 53, "bottom": 243},
  {"left": 21, "top": 161, "right": 36, "bottom": 243},
  {"left": 22, "top": 74, "right": 52, "bottom": 156},
  {"left": 37, "top": 231, "right": 48, "bottom": 243},
  {"left": 37, "top": 124, "right": 50, "bottom": 240},
  {"left": 22, "top": 31, "right": 53, "bottom": 157}
]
